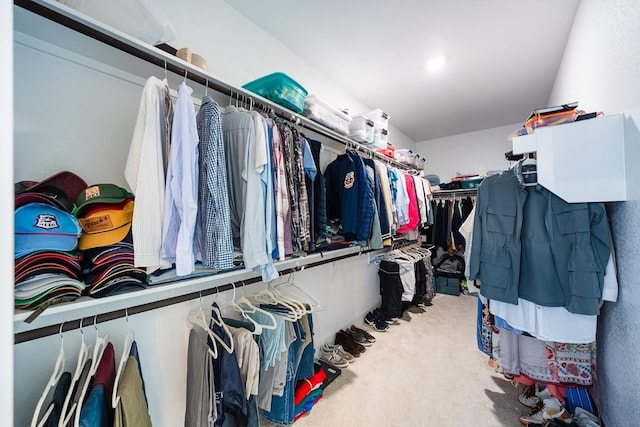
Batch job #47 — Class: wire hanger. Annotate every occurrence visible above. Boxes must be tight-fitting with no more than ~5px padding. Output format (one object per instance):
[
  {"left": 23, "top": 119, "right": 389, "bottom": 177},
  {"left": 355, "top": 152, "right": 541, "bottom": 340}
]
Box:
[{"left": 31, "top": 323, "right": 66, "bottom": 427}]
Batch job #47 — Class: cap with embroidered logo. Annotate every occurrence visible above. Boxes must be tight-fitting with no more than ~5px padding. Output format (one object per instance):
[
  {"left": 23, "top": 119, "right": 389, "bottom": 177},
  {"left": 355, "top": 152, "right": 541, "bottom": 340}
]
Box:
[
  {"left": 15, "top": 203, "right": 82, "bottom": 258},
  {"left": 74, "top": 184, "right": 134, "bottom": 217},
  {"left": 78, "top": 199, "right": 134, "bottom": 250}
]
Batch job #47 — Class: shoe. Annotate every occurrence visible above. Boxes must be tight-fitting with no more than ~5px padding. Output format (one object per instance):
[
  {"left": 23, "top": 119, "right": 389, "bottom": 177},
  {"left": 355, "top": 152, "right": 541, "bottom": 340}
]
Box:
[
  {"left": 573, "top": 407, "right": 599, "bottom": 427},
  {"left": 519, "top": 384, "right": 552, "bottom": 408},
  {"left": 319, "top": 345, "right": 349, "bottom": 368},
  {"left": 373, "top": 308, "right": 399, "bottom": 325},
  {"left": 335, "top": 330, "right": 365, "bottom": 357},
  {"left": 350, "top": 325, "right": 376, "bottom": 343},
  {"left": 364, "top": 312, "right": 389, "bottom": 332},
  {"left": 406, "top": 305, "right": 426, "bottom": 314},
  {"left": 345, "top": 328, "right": 372, "bottom": 347},
  {"left": 519, "top": 398, "right": 571, "bottom": 425},
  {"left": 322, "top": 343, "right": 354, "bottom": 363}
]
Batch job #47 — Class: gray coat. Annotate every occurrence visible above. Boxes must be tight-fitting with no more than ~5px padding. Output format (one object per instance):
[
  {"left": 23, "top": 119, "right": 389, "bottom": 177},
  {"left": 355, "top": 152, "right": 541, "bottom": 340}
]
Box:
[{"left": 469, "top": 168, "right": 611, "bottom": 315}]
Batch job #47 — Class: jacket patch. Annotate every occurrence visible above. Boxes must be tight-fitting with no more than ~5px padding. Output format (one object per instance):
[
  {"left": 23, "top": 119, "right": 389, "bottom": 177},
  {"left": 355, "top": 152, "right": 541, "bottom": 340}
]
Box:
[{"left": 344, "top": 171, "right": 355, "bottom": 189}]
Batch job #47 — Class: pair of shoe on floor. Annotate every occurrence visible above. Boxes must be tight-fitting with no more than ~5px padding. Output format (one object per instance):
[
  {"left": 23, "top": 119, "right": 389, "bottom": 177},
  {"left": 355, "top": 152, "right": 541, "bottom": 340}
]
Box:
[
  {"left": 319, "top": 326, "right": 377, "bottom": 368},
  {"left": 364, "top": 308, "right": 396, "bottom": 331},
  {"left": 518, "top": 384, "right": 600, "bottom": 426}
]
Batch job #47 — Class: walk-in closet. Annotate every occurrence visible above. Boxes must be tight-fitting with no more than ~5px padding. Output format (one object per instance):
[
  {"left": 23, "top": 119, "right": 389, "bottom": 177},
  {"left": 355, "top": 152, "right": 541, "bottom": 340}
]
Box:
[{"left": 4, "top": 1, "right": 640, "bottom": 426}]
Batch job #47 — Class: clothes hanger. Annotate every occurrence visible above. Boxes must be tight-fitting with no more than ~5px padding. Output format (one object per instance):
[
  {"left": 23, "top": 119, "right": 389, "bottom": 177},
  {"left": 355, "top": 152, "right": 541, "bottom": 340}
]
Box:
[
  {"left": 231, "top": 282, "right": 278, "bottom": 333},
  {"left": 112, "top": 308, "right": 135, "bottom": 409},
  {"left": 73, "top": 316, "right": 110, "bottom": 427},
  {"left": 274, "top": 271, "right": 324, "bottom": 313},
  {"left": 186, "top": 293, "right": 219, "bottom": 359},
  {"left": 59, "top": 318, "right": 92, "bottom": 427},
  {"left": 207, "top": 292, "right": 235, "bottom": 354},
  {"left": 253, "top": 284, "right": 299, "bottom": 322},
  {"left": 31, "top": 323, "right": 66, "bottom": 427}
]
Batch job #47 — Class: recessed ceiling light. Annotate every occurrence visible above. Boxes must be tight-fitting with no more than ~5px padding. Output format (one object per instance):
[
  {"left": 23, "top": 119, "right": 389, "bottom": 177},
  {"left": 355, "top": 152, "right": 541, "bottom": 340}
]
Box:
[{"left": 425, "top": 56, "right": 446, "bottom": 73}]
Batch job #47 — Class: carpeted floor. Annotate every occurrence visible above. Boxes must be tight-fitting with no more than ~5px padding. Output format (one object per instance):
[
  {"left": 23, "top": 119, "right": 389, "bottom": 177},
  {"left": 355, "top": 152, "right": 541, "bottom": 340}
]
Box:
[{"left": 289, "top": 293, "right": 529, "bottom": 427}]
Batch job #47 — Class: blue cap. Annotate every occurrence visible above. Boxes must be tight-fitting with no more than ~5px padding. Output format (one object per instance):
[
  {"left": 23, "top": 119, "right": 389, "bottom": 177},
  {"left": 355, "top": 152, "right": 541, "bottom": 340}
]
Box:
[{"left": 15, "top": 203, "right": 82, "bottom": 258}]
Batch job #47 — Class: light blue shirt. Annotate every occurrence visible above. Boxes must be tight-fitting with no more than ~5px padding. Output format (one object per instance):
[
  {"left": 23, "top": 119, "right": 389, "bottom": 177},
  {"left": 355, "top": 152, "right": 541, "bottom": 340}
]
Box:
[{"left": 161, "top": 82, "right": 199, "bottom": 276}]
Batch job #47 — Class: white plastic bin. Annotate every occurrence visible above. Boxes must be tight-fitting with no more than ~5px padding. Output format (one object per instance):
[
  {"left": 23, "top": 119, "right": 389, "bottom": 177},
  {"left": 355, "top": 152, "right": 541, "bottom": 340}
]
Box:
[
  {"left": 349, "top": 116, "right": 375, "bottom": 144},
  {"left": 357, "top": 109, "right": 389, "bottom": 131},
  {"left": 303, "top": 95, "right": 351, "bottom": 135}
]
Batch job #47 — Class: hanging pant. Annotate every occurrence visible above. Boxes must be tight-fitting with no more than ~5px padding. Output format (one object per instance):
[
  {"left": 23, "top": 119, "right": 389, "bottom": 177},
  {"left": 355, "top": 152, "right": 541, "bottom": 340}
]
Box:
[{"left": 378, "top": 260, "right": 404, "bottom": 317}]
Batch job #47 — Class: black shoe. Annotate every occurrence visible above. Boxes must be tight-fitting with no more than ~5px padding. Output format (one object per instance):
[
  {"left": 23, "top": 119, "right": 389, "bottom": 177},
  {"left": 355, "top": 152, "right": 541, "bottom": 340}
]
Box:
[
  {"left": 335, "top": 330, "right": 365, "bottom": 356},
  {"left": 345, "top": 328, "right": 372, "bottom": 347},
  {"left": 350, "top": 325, "right": 376, "bottom": 343}
]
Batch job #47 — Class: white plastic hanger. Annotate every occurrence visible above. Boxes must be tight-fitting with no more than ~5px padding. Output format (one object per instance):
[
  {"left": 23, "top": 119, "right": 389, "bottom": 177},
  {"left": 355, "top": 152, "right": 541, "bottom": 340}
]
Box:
[
  {"left": 274, "top": 272, "right": 324, "bottom": 313},
  {"left": 59, "top": 319, "right": 92, "bottom": 427},
  {"left": 208, "top": 297, "right": 235, "bottom": 354},
  {"left": 253, "top": 285, "right": 300, "bottom": 322},
  {"left": 186, "top": 295, "right": 219, "bottom": 359},
  {"left": 112, "top": 309, "right": 135, "bottom": 410},
  {"left": 31, "top": 323, "right": 66, "bottom": 427},
  {"left": 232, "top": 282, "right": 277, "bottom": 332},
  {"left": 73, "top": 316, "right": 110, "bottom": 427}
]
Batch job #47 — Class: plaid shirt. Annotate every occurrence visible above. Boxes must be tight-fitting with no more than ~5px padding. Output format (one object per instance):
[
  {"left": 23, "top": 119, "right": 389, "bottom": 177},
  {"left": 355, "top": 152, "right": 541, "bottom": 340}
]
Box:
[
  {"left": 269, "top": 120, "right": 289, "bottom": 261},
  {"left": 292, "top": 128, "right": 311, "bottom": 251},
  {"left": 195, "top": 97, "right": 234, "bottom": 270}
]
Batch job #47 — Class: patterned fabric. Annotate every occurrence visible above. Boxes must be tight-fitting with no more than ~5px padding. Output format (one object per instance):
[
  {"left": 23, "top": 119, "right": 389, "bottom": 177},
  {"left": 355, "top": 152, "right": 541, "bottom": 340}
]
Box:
[
  {"left": 270, "top": 121, "right": 289, "bottom": 260},
  {"left": 292, "top": 128, "right": 311, "bottom": 251},
  {"left": 277, "top": 120, "right": 300, "bottom": 253},
  {"left": 477, "top": 297, "right": 493, "bottom": 357},
  {"left": 545, "top": 342, "right": 596, "bottom": 386},
  {"left": 196, "top": 96, "right": 234, "bottom": 270}
]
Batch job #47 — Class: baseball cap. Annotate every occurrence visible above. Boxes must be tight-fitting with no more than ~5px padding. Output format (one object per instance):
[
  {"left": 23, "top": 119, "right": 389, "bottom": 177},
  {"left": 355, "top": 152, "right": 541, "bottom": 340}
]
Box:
[
  {"left": 15, "top": 203, "right": 82, "bottom": 258},
  {"left": 74, "top": 184, "right": 134, "bottom": 217},
  {"left": 15, "top": 171, "right": 88, "bottom": 213},
  {"left": 78, "top": 200, "right": 134, "bottom": 250}
]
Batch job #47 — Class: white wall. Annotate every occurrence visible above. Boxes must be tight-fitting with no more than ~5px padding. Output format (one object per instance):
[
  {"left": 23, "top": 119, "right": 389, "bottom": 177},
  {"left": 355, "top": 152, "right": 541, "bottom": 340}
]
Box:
[
  {"left": 1, "top": 0, "right": 14, "bottom": 425},
  {"left": 154, "top": 0, "right": 416, "bottom": 150},
  {"left": 415, "top": 123, "right": 518, "bottom": 183},
  {"left": 548, "top": 1, "right": 640, "bottom": 425},
  {"left": 12, "top": 3, "right": 387, "bottom": 426}
]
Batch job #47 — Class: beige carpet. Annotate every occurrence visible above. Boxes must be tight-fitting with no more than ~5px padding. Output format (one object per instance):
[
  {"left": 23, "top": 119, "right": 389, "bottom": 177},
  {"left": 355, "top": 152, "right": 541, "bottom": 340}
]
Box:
[{"left": 289, "top": 293, "right": 529, "bottom": 427}]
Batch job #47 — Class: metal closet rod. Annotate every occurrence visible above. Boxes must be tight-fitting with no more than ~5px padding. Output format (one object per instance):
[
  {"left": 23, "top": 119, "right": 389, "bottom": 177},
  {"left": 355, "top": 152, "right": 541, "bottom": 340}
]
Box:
[
  {"left": 15, "top": 0, "right": 420, "bottom": 175},
  {"left": 14, "top": 249, "right": 370, "bottom": 344}
]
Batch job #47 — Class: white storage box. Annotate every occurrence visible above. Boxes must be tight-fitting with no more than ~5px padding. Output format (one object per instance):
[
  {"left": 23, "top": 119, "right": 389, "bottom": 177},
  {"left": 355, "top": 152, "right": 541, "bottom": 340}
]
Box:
[
  {"left": 394, "top": 148, "right": 412, "bottom": 163},
  {"left": 357, "top": 109, "right": 390, "bottom": 131},
  {"left": 303, "top": 95, "right": 351, "bottom": 135},
  {"left": 371, "top": 127, "right": 388, "bottom": 148},
  {"left": 349, "top": 116, "right": 375, "bottom": 144}
]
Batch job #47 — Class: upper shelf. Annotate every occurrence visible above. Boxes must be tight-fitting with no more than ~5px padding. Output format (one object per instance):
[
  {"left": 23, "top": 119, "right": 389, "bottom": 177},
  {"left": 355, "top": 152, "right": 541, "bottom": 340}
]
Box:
[
  {"left": 14, "top": 0, "right": 421, "bottom": 174},
  {"left": 511, "top": 113, "right": 640, "bottom": 203}
]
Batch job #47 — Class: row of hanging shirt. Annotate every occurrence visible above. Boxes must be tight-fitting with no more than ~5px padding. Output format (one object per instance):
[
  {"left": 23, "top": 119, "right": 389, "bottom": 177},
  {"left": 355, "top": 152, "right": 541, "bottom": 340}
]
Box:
[
  {"left": 324, "top": 149, "right": 435, "bottom": 248},
  {"left": 185, "top": 279, "right": 323, "bottom": 427},
  {"left": 31, "top": 320, "right": 151, "bottom": 427},
  {"left": 466, "top": 158, "right": 619, "bottom": 386},
  {"left": 125, "top": 76, "right": 326, "bottom": 283},
  {"left": 427, "top": 194, "right": 475, "bottom": 252}
]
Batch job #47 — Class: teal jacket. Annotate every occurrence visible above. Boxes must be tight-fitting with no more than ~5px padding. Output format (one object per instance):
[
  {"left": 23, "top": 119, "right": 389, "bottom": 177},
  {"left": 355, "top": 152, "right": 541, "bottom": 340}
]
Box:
[{"left": 469, "top": 167, "right": 611, "bottom": 316}]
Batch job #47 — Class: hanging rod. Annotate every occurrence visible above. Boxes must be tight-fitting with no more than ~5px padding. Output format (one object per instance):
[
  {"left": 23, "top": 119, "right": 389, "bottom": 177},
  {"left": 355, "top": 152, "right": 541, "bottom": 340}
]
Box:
[
  {"left": 15, "top": 0, "right": 420, "bottom": 175},
  {"left": 431, "top": 188, "right": 479, "bottom": 198},
  {"left": 14, "top": 248, "right": 371, "bottom": 344}
]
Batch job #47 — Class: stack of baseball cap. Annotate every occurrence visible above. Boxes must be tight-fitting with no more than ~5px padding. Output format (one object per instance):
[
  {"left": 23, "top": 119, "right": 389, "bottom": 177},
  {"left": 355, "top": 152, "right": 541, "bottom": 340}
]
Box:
[
  {"left": 74, "top": 184, "right": 148, "bottom": 297},
  {"left": 14, "top": 171, "right": 88, "bottom": 311}
]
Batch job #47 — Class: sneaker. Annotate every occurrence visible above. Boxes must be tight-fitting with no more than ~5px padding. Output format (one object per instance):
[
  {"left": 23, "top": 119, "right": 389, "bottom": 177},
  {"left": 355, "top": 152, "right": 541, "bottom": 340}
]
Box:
[
  {"left": 519, "top": 398, "right": 571, "bottom": 425},
  {"left": 335, "top": 330, "right": 365, "bottom": 356},
  {"left": 344, "top": 328, "right": 372, "bottom": 347},
  {"left": 574, "top": 407, "right": 599, "bottom": 427},
  {"left": 319, "top": 346, "right": 349, "bottom": 368},
  {"left": 364, "top": 312, "right": 389, "bottom": 332},
  {"left": 350, "top": 325, "right": 376, "bottom": 343},
  {"left": 519, "top": 384, "right": 552, "bottom": 408},
  {"left": 322, "top": 343, "right": 354, "bottom": 363},
  {"left": 406, "top": 305, "right": 426, "bottom": 314}
]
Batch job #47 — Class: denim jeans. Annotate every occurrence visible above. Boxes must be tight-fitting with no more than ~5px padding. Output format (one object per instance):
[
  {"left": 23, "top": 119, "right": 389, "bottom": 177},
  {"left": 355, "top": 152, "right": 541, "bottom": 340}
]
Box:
[
  {"left": 263, "top": 320, "right": 304, "bottom": 425},
  {"left": 296, "top": 314, "right": 315, "bottom": 382}
]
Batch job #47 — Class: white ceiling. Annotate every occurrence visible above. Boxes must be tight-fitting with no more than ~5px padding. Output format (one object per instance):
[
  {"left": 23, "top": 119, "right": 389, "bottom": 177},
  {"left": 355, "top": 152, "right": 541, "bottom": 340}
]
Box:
[{"left": 223, "top": 0, "right": 579, "bottom": 143}]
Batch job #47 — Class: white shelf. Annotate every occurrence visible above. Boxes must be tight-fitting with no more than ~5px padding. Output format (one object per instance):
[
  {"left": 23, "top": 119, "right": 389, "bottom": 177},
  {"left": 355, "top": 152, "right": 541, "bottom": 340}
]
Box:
[
  {"left": 511, "top": 113, "right": 640, "bottom": 202},
  {"left": 14, "top": 245, "right": 367, "bottom": 336}
]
